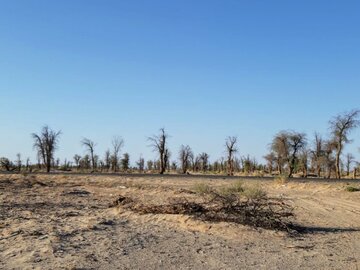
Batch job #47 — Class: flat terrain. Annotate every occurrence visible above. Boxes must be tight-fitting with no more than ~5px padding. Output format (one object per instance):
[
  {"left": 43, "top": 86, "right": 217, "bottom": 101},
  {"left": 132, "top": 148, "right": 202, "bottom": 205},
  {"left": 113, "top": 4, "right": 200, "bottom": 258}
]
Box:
[{"left": 1, "top": 174, "right": 360, "bottom": 270}]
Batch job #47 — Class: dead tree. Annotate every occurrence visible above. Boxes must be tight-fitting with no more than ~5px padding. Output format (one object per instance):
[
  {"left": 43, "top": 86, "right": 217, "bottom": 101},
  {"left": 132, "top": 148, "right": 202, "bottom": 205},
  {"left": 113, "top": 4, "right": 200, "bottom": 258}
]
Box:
[
  {"left": 16, "top": 153, "right": 22, "bottom": 172},
  {"left": 271, "top": 131, "right": 306, "bottom": 178},
  {"left": 263, "top": 152, "right": 276, "bottom": 174},
  {"left": 179, "top": 145, "right": 193, "bottom": 174},
  {"left": 323, "top": 140, "right": 336, "bottom": 178},
  {"left": 225, "top": 136, "right": 238, "bottom": 176},
  {"left": 104, "top": 150, "right": 111, "bottom": 171},
  {"left": 32, "top": 126, "right": 61, "bottom": 173},
  {"left": 111, "top": 136, "right": 124, "bottom": 172},
  {"left": 148, "top": 128, "right": 169, "bottom": 174},
  {"left": 73, "top": 154, "right": 81, "bottom": 170},
  {"left": 136, "top": 155, "right": 145, "bottom": 172},
  {"left": 311, "top": 133, "right": 325, "bottom": 177},
  {"left": 81, "top": 138, "right": 97, "bottom": 171},
  {"left": 198, "top": 152, "right": 210, "bottom": 172},
  {"left": 270, "top": 132, "right": 289, "bottom": 175},
  {"left": 329, "top": 109, "right": 360, "bottom": 178},
  {"left": 345, "top": 153, "right": 355, "bottom": 176}
]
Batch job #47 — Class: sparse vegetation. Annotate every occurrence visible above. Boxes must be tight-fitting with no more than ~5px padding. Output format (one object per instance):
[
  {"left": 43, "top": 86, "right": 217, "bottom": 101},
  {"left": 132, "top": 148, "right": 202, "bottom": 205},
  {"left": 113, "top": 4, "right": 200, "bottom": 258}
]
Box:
[
  {"left": 193, "top": 182, "right": 214, "bottom": 195},
  {"left": 274, "top": 174, "right": 289, "bottom": 185},
  {"left": 345, "top": 186, "right": 360, "bottom": 192}
]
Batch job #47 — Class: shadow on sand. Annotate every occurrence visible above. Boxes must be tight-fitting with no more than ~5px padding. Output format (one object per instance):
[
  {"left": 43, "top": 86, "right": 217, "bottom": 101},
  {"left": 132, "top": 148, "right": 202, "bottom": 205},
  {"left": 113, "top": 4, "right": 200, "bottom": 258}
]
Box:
[{"left": 292, "top": 225, "right": 360, "bottom": 234}]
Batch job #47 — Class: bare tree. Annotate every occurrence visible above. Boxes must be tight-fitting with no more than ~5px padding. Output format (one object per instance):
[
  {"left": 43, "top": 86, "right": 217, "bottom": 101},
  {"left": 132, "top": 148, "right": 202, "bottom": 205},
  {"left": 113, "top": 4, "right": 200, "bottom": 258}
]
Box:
[
  {"left": 81, "top": 138, "right": 97, "bottom": 171},
  {"left": 329, "top": 109, "right": 360, "bottom": 178},
  {"left": 298, "top": 149, "right": 309, "bottom": 178},
  {"left": 198, "top": 152, "right": 210, "bottom": 172},
  {"left": 32, "top": 126, "right": 61, "bottom": 172},
  {"left": 323, "top": 140, "right": 336, "bottom": 178},
  {"left": 178, "top": 145, "right": 193, "bottom": 174},
  {"left": 111, "top": 136, "right": 124, "bottom": 172},
  {"left": 271, "top": 131, "right": 306, "bottom": 178},
  {"left": 270, "top": 132, "right": 289, "bottom": 175},
  {"left": 225, "top": 136, "right": 238, "bottom": 176},
  {"left": 104, "top": 150, "right": 111, "bottom": 171},
  {"left": 148, "top": 128, "right": 169, "bottom": 174},
  {"left": 16, "top": 153, "right": 22, "bottom": 172},
  {"left": 147, "top": 160, "right": 154, "bottom": 171},
  {"left": 311, "top": 133, "right": 325, "bottom": 177},
  {"left": 73, "top": 154, "right": 81, "bottom": 170},
  {"left": 345, "top": 153, "right": 355, "bottom": 176},
  {"left": 136, "top": 155, "right": 145, "bottom": 172},
  {"left": 26, "top": 157, "right": 31, "bottom": 172},
  {"left": 264, "top": 152, "right": 276, "bottom": 174}
]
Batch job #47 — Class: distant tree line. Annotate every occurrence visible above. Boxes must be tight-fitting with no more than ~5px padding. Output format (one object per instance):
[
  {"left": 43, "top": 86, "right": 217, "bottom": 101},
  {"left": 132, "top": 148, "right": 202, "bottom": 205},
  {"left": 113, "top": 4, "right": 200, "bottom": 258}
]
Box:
[{"left": 0, "top": 109, "right": 359, "bottom": 179}]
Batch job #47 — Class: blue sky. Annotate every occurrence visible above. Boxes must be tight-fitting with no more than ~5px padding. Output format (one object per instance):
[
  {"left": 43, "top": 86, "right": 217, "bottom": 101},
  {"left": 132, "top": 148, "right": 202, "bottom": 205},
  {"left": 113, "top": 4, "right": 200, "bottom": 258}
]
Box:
[{"left": 0, "top": 0, "right": 359, "bottom": 165}]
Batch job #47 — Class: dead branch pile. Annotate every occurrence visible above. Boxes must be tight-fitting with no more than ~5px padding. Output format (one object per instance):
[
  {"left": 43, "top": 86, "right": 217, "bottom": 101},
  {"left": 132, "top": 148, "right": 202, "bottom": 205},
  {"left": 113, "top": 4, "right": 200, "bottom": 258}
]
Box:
[{"left": 113, "top": 187, "right": 295, "bottom": 233}]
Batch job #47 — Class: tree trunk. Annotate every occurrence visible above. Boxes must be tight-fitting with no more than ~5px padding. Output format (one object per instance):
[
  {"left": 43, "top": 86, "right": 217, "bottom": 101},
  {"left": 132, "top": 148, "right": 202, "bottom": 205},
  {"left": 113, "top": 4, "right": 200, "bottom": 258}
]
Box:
[
  {"left": 316, "top": 165, "right": 321, "bottom": 178},
  {"left": 335, "top": 144, "right": 342, "bottom": 179}
]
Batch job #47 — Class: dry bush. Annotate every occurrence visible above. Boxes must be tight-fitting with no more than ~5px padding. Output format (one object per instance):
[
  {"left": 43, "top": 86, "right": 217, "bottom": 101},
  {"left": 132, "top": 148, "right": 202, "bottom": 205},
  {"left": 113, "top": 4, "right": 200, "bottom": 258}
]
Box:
[
  {"left": 274, "top": 174, "right": 289, "bottom": 185},
  {"left": 220, "top": 180, "right": 244, "bottom": 194},
  {"left": 192, "top": 182, "right": 213, "bottom": 195}
]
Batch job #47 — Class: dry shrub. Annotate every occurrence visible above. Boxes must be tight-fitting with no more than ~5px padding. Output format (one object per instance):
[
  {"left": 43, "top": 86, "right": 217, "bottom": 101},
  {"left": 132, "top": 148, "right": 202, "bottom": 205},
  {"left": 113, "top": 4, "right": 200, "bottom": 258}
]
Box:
[
  {"left": 192, "top": 182, "right": 213, "bottom": 195},
  {"left": 222, "top": 180, "right": 244, "bottom": 194},
  {"left": 274, "top": 174, "right": 288, "bottom": 185}
]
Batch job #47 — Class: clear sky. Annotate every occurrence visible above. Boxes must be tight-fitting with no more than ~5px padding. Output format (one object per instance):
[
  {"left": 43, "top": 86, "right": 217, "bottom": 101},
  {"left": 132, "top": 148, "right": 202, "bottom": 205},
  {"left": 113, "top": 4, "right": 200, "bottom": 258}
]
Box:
[{"left": 0, "top": 0, "right": 359, "bottom": 165}]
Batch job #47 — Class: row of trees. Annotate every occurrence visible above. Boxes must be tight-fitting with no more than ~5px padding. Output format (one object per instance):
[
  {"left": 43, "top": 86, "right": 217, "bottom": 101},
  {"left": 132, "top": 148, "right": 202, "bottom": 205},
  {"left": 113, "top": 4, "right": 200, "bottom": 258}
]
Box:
[
  {"left": 1, "top": 110, "right": 359, "bottom": 179},
  {"left": 264, "top": 110, "right": 360, "bottom": 178}
]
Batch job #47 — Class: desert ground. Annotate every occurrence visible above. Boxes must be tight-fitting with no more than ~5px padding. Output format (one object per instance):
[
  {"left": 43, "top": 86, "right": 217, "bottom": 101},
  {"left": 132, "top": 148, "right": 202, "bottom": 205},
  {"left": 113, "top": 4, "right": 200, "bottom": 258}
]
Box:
[{"left": 1, "top": 174, "right": 360, "bottom": 270}]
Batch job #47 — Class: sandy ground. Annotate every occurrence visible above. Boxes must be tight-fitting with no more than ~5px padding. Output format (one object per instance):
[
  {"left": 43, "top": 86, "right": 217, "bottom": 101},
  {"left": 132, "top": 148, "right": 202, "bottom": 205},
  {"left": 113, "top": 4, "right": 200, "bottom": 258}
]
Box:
[{"left": 1, "top": 174, "right": 360, "bottom": 270}]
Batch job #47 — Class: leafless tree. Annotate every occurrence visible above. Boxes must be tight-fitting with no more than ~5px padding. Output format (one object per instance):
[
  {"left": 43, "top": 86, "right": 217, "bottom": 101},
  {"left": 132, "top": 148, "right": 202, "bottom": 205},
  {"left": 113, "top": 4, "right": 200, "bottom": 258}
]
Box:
[
  {"left": 148, "top": 128, "right": 169, "bottom": 174},
  {"left": 225, "top": 136, "right": 238, "bottom": 176},
  {"left": 179, "top": 145, "right": 193, "bottom": 174},
  {"left": 81, "top": 138, "right": 97, "bottom": 171},
  {"left": 80, "top": 154, "right": 91, "bottom": 170},
  {"left": 270, "top": 132, "right": 289, "bottom": 175},
  {"left": 16, "top": 153, "right": 22, "bottom": 172},
  {"left": 311, "top": 133, "right": 325, "bottom": 177},
  {"left": 264, "top": 152, "right": 276, "bottom": 174},
  {"left": 345, "top": 153, "right": 355, "bottom": 176},
  {"left": 104, "top": 150, "right": 111, "bottom": 171},
  {"left": 111, "top": 136, "right": 124, "bottom": 172},
  {"left": 147, "top": 160, "right": 154, "bottom": 171},
  {"left": 329, "top": 109, "right": 360, "bottom": 178},
  {"left": 73, "top": 154, "right": 81, "bottom": 170},
  {"left": 271, "top": 131, "right": 306, "bottom": 178},
  {"left": 32, "top": 126, "right": 61, "bottom": 172},
  {"left": 298, "top": 149, "right": 309, "bottom": 178},
  {"left": 136, "top": 155, "right": 145, "bottom": 172},
  {"left": 26, "top": 157, "right": 31, "bottom": 171},
  {"left": 323, "top": 140, "right": 336, "bottom": 178},
  {"left": 198, "top": 152, "right": 210, "bottom": 172}
]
